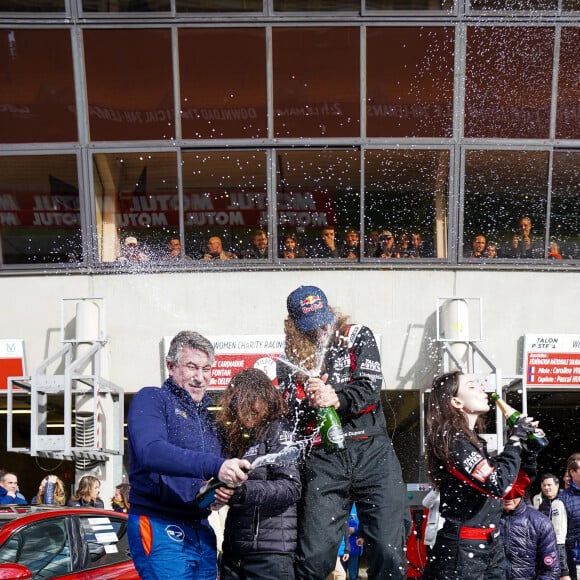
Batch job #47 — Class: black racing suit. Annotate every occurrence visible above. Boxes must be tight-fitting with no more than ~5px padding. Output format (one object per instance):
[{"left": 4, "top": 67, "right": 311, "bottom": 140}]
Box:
[
  {"left": 423, "top": 432, "right": 524, "bottom": 580},
  {"left": 277, "top": 324, "right": 411, "bottom": 580}
]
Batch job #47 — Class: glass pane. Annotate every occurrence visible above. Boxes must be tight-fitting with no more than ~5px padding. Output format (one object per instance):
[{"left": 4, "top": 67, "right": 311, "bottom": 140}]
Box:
[
  {"left": 364, "top": 149, "right": 448, "bottom": 259},
  {"left": 93, "top": 151, "right": 179, "bottom": 264},
  {"left": 367, "top": 27, "right": 454, "bottom": 138},
  {"left": 273, "top": 28, "right": 360, "bottom": 138},
  {"left": 0, "top": 29, "right": 76, "bottom": 143},
  {"left": 79, "top": 516, "right": 131, "bottom": 568},
  {"left": 177, "top": 0, "right": 262, "bottom": 11},
  {"left": 549, "top": 151, "right": 580, "bottom": 259},
  {"left": 82, "top": 0, "right": 170, "bottom": 11},
  {"left": 0, "top": 155, "right": 81, "bottom": 265},
  {"left": 563, "top": 0, "right": 580, "bottom": 9},
  {"left": 366, "top": 0, "right": 453, "bottom": 9},
  {"left": 556, "top": 28, "right": 580, "bottom": 140},
  {"left": 182, "top": 150, "right": 268, "bottom": 260},
  {"left": 179, "top": 28, "right": 267, "bottom": 140},
  {"left": 274, "top": 0, "right": 358, "bottom": 9},
  {"left": 276, "top": 149, "right": 360, "bottom": 259},
  {"left": 469, "top": 0, "right": 557, "bottom": 9},
  {"left": 463, "top": 150, "right": 549, "bottom": 259},
  {"left": 84, "top": 29, "right": 174, "bottom": 142},
  {"left": 0, "top": 1, "right": 64, "bottom": 11},
  {"left": 465, "top": 27, "right": 554, "bottom": 139},
  {"left": 3, "top": 519, "right": 70, "bottom": 577}
]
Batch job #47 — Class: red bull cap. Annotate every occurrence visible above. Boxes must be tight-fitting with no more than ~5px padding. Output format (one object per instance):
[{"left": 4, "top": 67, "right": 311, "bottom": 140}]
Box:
[{"left": 287, "top": 285, "right": 335, "bottom": 332}]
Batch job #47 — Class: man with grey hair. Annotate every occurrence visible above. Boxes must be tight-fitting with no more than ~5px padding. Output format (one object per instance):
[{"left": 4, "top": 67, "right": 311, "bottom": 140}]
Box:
[{"left": 127, "top": 330, "right": 251, "bottom": 580}]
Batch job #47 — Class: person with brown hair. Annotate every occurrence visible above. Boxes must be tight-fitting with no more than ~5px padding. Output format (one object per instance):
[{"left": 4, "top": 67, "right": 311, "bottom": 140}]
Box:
[
  {"left": 277, "top": 285, "right": 410, "bottom": 580},
  {"left": 66, "top": 474, "right": 104, "bottom": 508},
  {"left": 33, "top": 474, "right": 67, "bottom": 506},
  {"left": 112, "top": 482, "right": 130, "bottom": 513},
  {"left": 423, "top": 371, "right": 538, "bottom": 580},
  {"left": 217, "top": 368, "right": 301, "bottom": 580}
]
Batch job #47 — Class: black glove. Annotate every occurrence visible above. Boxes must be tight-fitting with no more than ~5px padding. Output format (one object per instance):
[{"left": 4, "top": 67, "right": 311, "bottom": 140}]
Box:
[{"left": 509, "top": 416, "right": 535, "bottom": 440}]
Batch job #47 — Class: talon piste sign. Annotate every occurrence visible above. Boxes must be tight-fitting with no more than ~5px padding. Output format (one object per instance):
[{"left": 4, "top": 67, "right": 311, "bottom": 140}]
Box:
[{"left": 524, "top": 334, "right": 580, "bottom": 387}]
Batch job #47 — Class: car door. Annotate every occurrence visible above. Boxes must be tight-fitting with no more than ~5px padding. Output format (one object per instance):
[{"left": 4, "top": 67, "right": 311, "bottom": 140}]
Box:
[
  {"left": 0, "top": 516, "right": 71, "bottom": 578},
  {"left": 69, "top": 513, "right": 137, "bottom": 579}
]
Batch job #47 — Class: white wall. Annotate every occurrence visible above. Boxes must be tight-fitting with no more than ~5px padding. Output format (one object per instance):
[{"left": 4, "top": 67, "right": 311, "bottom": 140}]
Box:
[{"left": 2, "top": 269, "right": 579, "bottom": 393}]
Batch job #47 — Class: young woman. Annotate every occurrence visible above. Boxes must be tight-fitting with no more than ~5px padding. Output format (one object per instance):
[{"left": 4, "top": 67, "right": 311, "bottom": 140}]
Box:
[
  {"left": 66, "top": 474, "right": 104, "bottom": 508},
  {"left": 111, "top": 482, "right": 130, "bottom": 513},
  {"left": 217, "top": 368, "right": 301, "bottom": 580},
  {"left": 423, "top": 371, "right": 536, "bottom": 580},
  {"left": 33, "top": 474, "right": 67, "bottom": 506}
]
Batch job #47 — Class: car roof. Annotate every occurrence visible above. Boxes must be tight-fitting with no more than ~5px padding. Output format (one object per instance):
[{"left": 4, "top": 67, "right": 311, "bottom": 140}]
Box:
[{"left": 0, "top": 506, "right": 127, "bottom": 537}]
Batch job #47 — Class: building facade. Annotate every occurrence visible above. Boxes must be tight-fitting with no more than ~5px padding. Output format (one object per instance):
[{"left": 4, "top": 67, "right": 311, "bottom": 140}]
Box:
[{"left": 0, "top": 0, "right": 579, "bottom": 503}]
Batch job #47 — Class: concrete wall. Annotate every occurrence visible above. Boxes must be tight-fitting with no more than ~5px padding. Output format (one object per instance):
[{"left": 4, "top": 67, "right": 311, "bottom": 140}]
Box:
[{"left": 2, "top": 269, "right": 578, "bottom": 393}]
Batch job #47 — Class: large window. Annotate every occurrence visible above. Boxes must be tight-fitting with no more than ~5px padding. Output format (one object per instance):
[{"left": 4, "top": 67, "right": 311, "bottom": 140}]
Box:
[
  {"left": 84, "top": 28, "right": 174, "bottom": 141},
  {"left": 0, "top": 9, "right": 578, "bottom": 271},
  {"left": 364, "top": 149, "right": 449, "bottom": 259},
  {"left": 0, "top": 154, "right": 81, "bottom": 265},
  {"left": 462, "top": 150, "right": 549, "bottom": 259},
  {"left": 0, "top": 29, "right": 76, "bottom": 143},
  {"left": 366, "top": 27, "right": 454, "bottom": 138}
]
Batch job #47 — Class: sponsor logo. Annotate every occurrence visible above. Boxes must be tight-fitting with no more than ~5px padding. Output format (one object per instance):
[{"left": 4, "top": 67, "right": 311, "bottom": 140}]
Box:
[
  {"left": 174, "top": 408, "right": 187, "bottom": 419},
  {"left": 543, "top": 555, "right": 555, "bottom": 567},
  {"left": 327, "top": 425, "right": 345, "bottom": 444},
  {"left": 300, "top": 294, "right": 324, "bottom": 314},
  {"left": 360, "top": 359, "right": 381, "bottom": 373},
  {"left": 472, "top": 459, "right": 494, "bottom": 483},
  {"left": 464, "top": 451, "right": 484, "bottom": 473},
  {"left": 165, "top": 525, "right": 185, "bottom": 542}
]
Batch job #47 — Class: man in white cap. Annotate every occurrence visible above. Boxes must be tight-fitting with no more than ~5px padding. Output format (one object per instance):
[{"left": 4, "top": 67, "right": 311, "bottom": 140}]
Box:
[
  {"left": 117, "top": 235, "right": 149, "bottom": 263},
  {"left": 277, "top": 285, "right": 411, "bottom": 580}
]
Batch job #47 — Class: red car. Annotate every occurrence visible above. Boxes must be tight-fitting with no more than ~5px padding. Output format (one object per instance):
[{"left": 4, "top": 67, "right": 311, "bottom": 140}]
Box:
[{"left": 0, "top": 506, "right": 138, "bottom": 579}]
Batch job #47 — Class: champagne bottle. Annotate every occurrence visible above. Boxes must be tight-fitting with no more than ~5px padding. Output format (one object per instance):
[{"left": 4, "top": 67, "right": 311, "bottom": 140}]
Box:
[
  {"left": 317, "top": 406, "right": 346, "bottom": 452},
  {"left": 490, "top": 393, "right": 548, "bottom": 451}
]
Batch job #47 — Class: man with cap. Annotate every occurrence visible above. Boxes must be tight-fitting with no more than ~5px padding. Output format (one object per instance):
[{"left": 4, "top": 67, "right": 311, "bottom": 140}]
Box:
[
  {"left": 117, "top": 235, "right": 149, "bottom": 263},
  {"left": 277, "top": 285, "right": 410, "bottom": 580},
  {"left": 500, "top": 470, "right": 560, "bottom": 579},
  {"left": 375, "top": 230, "right": 399, "bottom": 259}
]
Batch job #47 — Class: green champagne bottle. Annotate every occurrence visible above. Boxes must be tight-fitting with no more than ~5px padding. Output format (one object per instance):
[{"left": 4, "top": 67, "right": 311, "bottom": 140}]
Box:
[
  {"left": 491, "top": 393, "right": 548, "bottom": 451},
  {"left": 317, "top": 406, "right": 346, "bottom": 452}
]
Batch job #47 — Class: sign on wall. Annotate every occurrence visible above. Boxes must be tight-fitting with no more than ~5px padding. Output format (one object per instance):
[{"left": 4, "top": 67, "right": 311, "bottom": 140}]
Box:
[
  {"left": 163, "top": 335, "right": 285, "bottom": 388},
  {"left": 524, "top": 334, "right": 580, "bottom": 387},
  {"left": 0, "top": 339, "right": 26, "bottom": 391}
]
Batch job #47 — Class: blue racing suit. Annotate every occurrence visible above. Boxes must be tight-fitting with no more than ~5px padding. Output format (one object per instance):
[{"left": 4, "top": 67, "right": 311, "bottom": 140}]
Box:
[{"left": 127, "top": 377, "right": 225, "bottom": 580}]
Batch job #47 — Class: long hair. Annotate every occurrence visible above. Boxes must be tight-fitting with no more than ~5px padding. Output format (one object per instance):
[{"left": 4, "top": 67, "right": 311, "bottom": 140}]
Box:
[
  {"left": 218, "top": 368, "right": 286, "bottom": 458},
  {"left": 35, "top": 475, "right": 67, "bottom": 506},
  {"left": 426, "top": 371, "right": 486, "bottom": 487},
  {"left": 112, "top": 482, "right": 130, "bottom": 510},
  {"left": 283, "top": 308, "right": 350, "bottom": 376},
  {"left": 71, "top": 475, "right": 100, "bottom": 501}
]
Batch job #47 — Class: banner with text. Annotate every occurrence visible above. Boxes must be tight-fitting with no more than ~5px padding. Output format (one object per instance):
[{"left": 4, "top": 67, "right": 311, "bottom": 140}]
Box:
[
  {"left": 163, "top": 334, "right": 285, "bottom": 388},
  {"left": 524, "top": 333, "right": 580, "bottom": 387}
]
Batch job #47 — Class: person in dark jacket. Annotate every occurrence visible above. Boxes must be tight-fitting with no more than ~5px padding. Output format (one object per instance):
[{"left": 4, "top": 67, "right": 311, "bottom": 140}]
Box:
[
  {"left": 277, "top": 285, "right": 410, "bottom": 580},
  {"left": 0, "top": 471, "right": 27, "bottom": 505},
  {"left": 500, "top": 471, "right": 560, "bottom": 580},
  {"left": 127, "top": 330, "right": 251, "bottom": 580},
  {"left": 561, "top": 454, "right": 580, "bottom": 580},
  {"left": 66, "top": 475, "right": 104, "bottom": 508},
  {"left": 423, "top": 371, "right": 538, "bottom": 580},
  {"left": 217, "top": 368, "right": 301, "bottom": 580}
]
